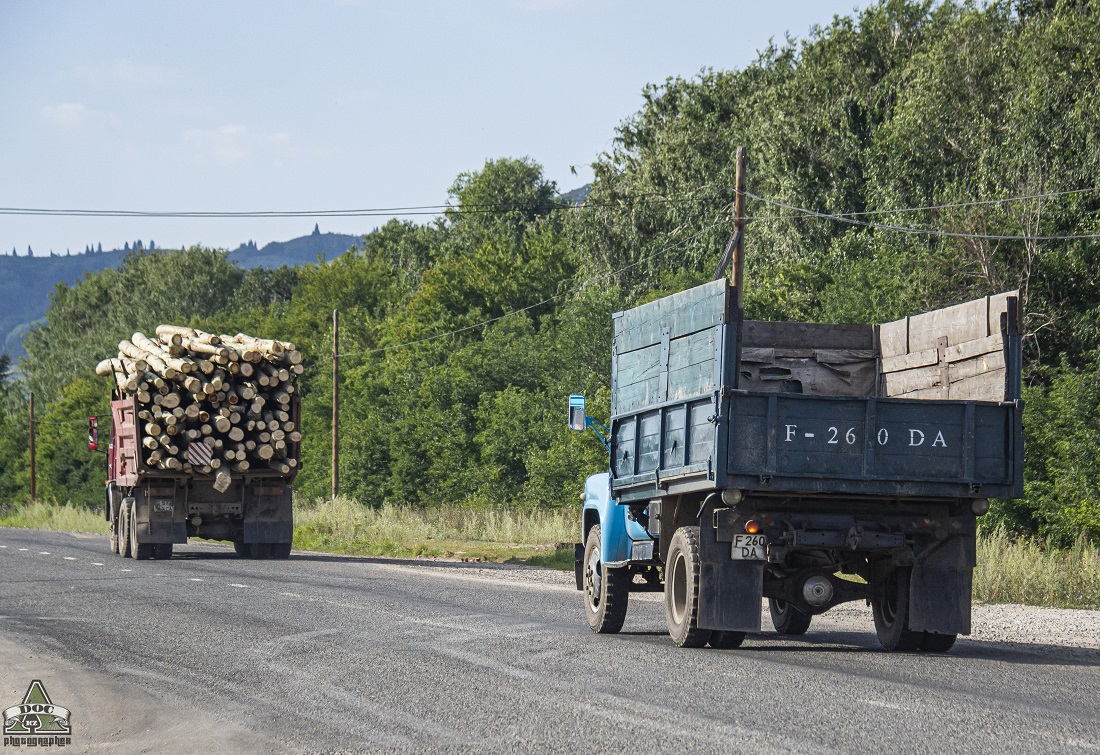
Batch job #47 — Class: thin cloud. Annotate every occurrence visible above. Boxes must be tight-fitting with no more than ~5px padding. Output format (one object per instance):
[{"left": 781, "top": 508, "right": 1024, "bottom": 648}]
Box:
[
  {"left": 40, "top": 103, "right": 94, "bottom": 127},
  {"left": 69, "top": 59, "right": 180, "bottom": 88}
]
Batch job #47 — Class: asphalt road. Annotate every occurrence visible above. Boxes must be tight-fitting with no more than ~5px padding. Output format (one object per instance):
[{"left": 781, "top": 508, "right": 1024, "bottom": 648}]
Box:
[{"left": 1, "top": 528, "right": 1098, "bottom": 754}]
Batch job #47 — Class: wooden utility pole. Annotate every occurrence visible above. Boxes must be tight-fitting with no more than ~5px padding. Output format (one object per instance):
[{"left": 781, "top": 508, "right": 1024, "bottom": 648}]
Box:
[
  {"left": 730, "top": 145, "right": 747, "bottom": 312},
  {"left": 28, "top": 392, "right": 35, "bottom": 503},
  {"left": 331, "top": 309, "right": 339, "bottom": 501},
  {"left": 731, "top": 146, "right": 747, "bottom": 388}
]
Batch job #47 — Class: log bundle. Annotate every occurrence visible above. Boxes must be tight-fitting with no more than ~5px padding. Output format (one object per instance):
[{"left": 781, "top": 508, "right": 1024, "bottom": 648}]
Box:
[{"left": 96, "top": 327, "right": 303, "bottom": 476}]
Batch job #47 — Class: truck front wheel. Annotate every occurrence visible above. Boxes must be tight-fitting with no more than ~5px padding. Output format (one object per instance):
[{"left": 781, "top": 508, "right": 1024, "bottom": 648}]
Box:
[
  {"left": 583, "top": 525, "right": 628, "bottom": 634},
  {"left": 664, "top": 526, "right": 711, "bottom": 648},
  {"left": 872, "top": 566, "right": 922, "bottom": 651}
]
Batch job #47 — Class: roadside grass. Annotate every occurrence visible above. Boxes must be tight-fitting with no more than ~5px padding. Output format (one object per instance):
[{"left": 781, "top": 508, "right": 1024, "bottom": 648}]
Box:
[
  {"left": 4, "top": 497, "right": 1098, "bottom": 608},
  {"left": 974, "top": 528, "right": 1100, "bottom": 610},
  {"left": 293, "top": 496, "right": 576, "bottom": 568},
  {"left": 0, "top": 500, "right": 108, "bottom": 534}
]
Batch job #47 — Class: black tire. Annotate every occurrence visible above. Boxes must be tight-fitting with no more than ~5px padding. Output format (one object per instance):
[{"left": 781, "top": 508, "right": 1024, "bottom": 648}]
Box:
[
  {"left": 250, "top": 543, "right": 272, "bottom": 560},
  {"left": 770, "top": 598, "right": 813, "bottom": 636},
  {"left": 872, "top": 567, "right": 922, "bottom": 651},
  {"left": 117, "top": 500, "right": 132, "bottom": 559},
  {"left": 129, "top": 504, "right": 154, "bottom": 560},
  {"left": 708, "top": 631, "right": 746, "bottom": 649},
  {"left": 109, "top": 507, "right": 120, "bottom": 555},
  {"left": 664, "top": 526, "right": 711, "bottom": 648},
  {"left": 920, "top": 632, "right": 958, "bottom": 653},
  {"left": 233, "top": 541, "right": 250, "bottom": 558},
  {"left": 153, "top": 543, "right": 173, "bottom": 560},
  {"left": 583, "top": 525, "right": 629, "bottom": 633},
  {"left": 270, "top": 543, "right": 292, "bottom": 560}
]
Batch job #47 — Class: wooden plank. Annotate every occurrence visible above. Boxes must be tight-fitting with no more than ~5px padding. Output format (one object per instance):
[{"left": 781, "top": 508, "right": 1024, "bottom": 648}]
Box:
[
  {"left": 988, "top": 290, "right": 1019, "bottom": 335},
  {"left": 614, "top": 280, "right": 727, "bottom": 354},
  {"left": 742, "top": 321, "right": 875, "bottom": 350},
  {"left": 741, "top": 347, "right": 775, "bottom": 364},
  {"left": 881, "top": 333, "right": 1004, "bottom": 374},
  {"left": 908, "top": 297, "right": 989, "bottom": 352},
  {"left": 612, "top": 376, "right": 660, "bottom": 415},
  {"left": 948, "top": 370, "right": 1006, "bottom": 401},
  {"left": 878, "top": 317, "right": 909, "bottom": 358},
  {"left": 614, "top": 342, "right": 661, "bottom": 389},
  {"left": 668, "top": 361, "right": 717, "bottom": 401},
  {"left": 667, "top": 329, "right": 717, "bottom": 373},
  {"left": 884, "top": 351, "right": 1007, "bottom": 397},
  {"left": 881, "top": 346, "right": 939, "bottom": 374}
]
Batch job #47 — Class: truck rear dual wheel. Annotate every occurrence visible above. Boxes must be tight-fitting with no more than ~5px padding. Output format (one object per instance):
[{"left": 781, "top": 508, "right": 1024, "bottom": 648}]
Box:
[
  {"left": 770, "top": 598, "right": 813, "bottom": 636},
  {"left": 872, "top": 567, "right": 922, "bottom": 651},
  {"left": 583, "top": 525, "right": 629, "bottom": 633},
  {"left": 117, "top": 501, "right": 132, "bottom": 558},
  {"left": 129, "top": 505, "right": 155, "bottom": 560},
  {"left": 664, "top": 526, "right": 712, "bottom": 648}
]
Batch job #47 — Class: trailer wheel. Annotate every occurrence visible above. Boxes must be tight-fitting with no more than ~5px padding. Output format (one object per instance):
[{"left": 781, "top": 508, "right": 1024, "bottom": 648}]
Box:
[
  {"left": 153, "top": 543, "right": 173, "bottom": 560},
  {"left": 872, "top": 566, "right": 922, "bottom": 651},
  {"left": 117, "top": 500, "right": 132, "bottom": 559},
  {"left": 250, "top": 543, "right": 272, "bottom": 559},
  {"left": 583, "top": 525, "right": 628, "bottom": 633},
  {"left": 664, "top": 526, "right": 711, "bottom": 648},
  {"left": 129, "top": 504, "right": 154, "bottom": 560},
  {"left": 107, "top": 484, "right": 120, "bottom": 554},
  {"left": 770, "top": 598, "right": 812, "bottom": 636},
  {"left": 270, "top": 543, "right": 292, "bottom": 560},
  {"left": 920, "top": 632, "right": 957, "bottom": 653},
  {"left": 233, "top": 541, "right": 250, "bottom": 558}
]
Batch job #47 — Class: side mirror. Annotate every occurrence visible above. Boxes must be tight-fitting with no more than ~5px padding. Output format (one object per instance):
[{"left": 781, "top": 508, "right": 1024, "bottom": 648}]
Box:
[
  {"left": 88, "top": 417, "right": 98, "bottom": 451},
  {"left": 568, "top": 394, "right": 586, "bottom": 432}
]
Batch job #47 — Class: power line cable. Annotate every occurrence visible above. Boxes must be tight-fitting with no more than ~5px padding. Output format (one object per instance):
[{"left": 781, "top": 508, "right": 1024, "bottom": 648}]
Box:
[
  {"left": 745, "top": 190, "right": 1100, "bottom": 240},
  {"left": 333, "top": 219, "right": 727, "bottom": 360}
]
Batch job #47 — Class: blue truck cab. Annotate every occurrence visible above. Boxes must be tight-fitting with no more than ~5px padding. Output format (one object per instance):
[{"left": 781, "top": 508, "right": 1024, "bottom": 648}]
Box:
[{"left": 570, "top": 279, "right": 1024, "bottom": 651}]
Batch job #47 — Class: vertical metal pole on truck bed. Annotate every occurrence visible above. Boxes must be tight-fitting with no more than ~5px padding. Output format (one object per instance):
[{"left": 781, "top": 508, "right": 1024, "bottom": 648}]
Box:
[
  {"left": 332, "top": 309, "right": 339, "bottom": 501},
  {"left": 731, "top": 146, "right": 747, "bottom": 387}
]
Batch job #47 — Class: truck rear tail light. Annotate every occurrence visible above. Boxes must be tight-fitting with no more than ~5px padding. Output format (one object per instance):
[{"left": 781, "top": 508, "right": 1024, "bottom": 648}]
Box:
[
  {"left": 256, "top": 486, "right": 284, "bottom": 496},
  {"left": 744, "top": 520, "right": 760, "bottom": 534}
]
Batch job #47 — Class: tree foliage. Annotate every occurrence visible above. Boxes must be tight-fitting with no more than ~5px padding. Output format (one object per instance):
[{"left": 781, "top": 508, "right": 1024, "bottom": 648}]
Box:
[{"left": 3, "top": 1, "right": 1100, "bottom": 544}]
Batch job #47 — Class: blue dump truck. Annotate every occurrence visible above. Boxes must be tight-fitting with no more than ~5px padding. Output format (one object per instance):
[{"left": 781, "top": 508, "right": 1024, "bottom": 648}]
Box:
[{"left": 570, "top": 279, "right": 1023, "bottom": 651}]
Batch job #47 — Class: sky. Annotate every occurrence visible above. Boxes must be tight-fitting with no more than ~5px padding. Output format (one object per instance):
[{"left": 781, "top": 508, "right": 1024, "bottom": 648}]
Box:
[{"left": 0, "top": 0, "right": 869, "bottom": 256}]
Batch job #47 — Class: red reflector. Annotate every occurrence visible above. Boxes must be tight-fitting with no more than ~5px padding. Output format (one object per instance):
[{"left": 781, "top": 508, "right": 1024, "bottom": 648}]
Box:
[
  {"left": 745, "top": 520, "right": 760, "bottom": 534},
  {"left": 256, "top": 487, "right": 284, "bottom": 496}
]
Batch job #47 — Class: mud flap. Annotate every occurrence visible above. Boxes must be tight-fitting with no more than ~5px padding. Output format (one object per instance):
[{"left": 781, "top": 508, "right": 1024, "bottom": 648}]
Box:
[
  {"left": 697, "top": 508, "right": 763, "bottom": 632},
  {"left": 909, "top": 535, "right": 974, "bottom": 635},
  {"left": 243, "top": 490, "right": 294, "bottom": 544}
]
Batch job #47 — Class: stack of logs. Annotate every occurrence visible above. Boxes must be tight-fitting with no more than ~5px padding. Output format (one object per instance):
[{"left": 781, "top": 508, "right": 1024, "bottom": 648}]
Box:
[{"left": 96, "top": 326, "right": 303, "bottom": 477}]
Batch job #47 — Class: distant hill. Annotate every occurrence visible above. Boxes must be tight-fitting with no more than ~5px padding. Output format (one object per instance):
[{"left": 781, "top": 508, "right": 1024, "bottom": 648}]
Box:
[{"left": 0, "top": 228, "right": 363, "bottom": 361}]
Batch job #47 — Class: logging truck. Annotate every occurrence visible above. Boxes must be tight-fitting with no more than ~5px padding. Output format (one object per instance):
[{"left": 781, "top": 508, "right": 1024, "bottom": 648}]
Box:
[
  {"left": 93, "top": 327, "right": 302, "bottom": 560},
  {"left": 570, "top": 279, "right": 1024, "bottom": 651}
]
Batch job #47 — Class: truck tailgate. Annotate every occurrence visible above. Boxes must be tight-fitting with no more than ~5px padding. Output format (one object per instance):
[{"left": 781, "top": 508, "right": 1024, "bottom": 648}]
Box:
[{"left": 727, "top": 392, "right": 1022, "bottom": 498}]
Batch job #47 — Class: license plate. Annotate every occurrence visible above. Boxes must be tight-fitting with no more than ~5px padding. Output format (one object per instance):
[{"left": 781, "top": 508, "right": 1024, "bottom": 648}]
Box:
[
  {"left": 153, "top": 498, "right": 174, "bottom": 513},
  {"left": 731, "top": 534, "right": 766, "bottom": 560}
]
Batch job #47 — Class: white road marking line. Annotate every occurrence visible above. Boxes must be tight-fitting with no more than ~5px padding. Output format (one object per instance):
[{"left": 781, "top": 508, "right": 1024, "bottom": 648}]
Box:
[
  {"left": 64, "top": 557, "right": 77, "bottom": 561},
  {"left": 18, "top": 548, "right": 28, "bottom": 551},
  {"left": 120, "top": 568, "right": 132, "bottom": 572},
  {"left": 91, "top": 562, "right": 105, "bottom": 566},
  {"left": 279, "top": 591, "right": 301, "bottom": 597},
  {"left": 39, "top": 551, "right": 51, "bottom": 555},
  {"left": 860, "top": 699, "right": 904, "bottom": 710},
  {"left": 0, "top": 545, "right": 7, "bottom": 548},
  {"left": 229, "top": 583, "right": 249, "bottom": 588},
  {"left": 189, "top": 578, "right": 203, "bottom": 582}
]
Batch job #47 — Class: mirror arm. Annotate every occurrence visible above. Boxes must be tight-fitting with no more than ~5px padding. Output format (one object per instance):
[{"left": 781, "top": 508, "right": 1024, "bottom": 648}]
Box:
[{"left": 585, "top": 416, "right": 611, "bottom": 454}]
